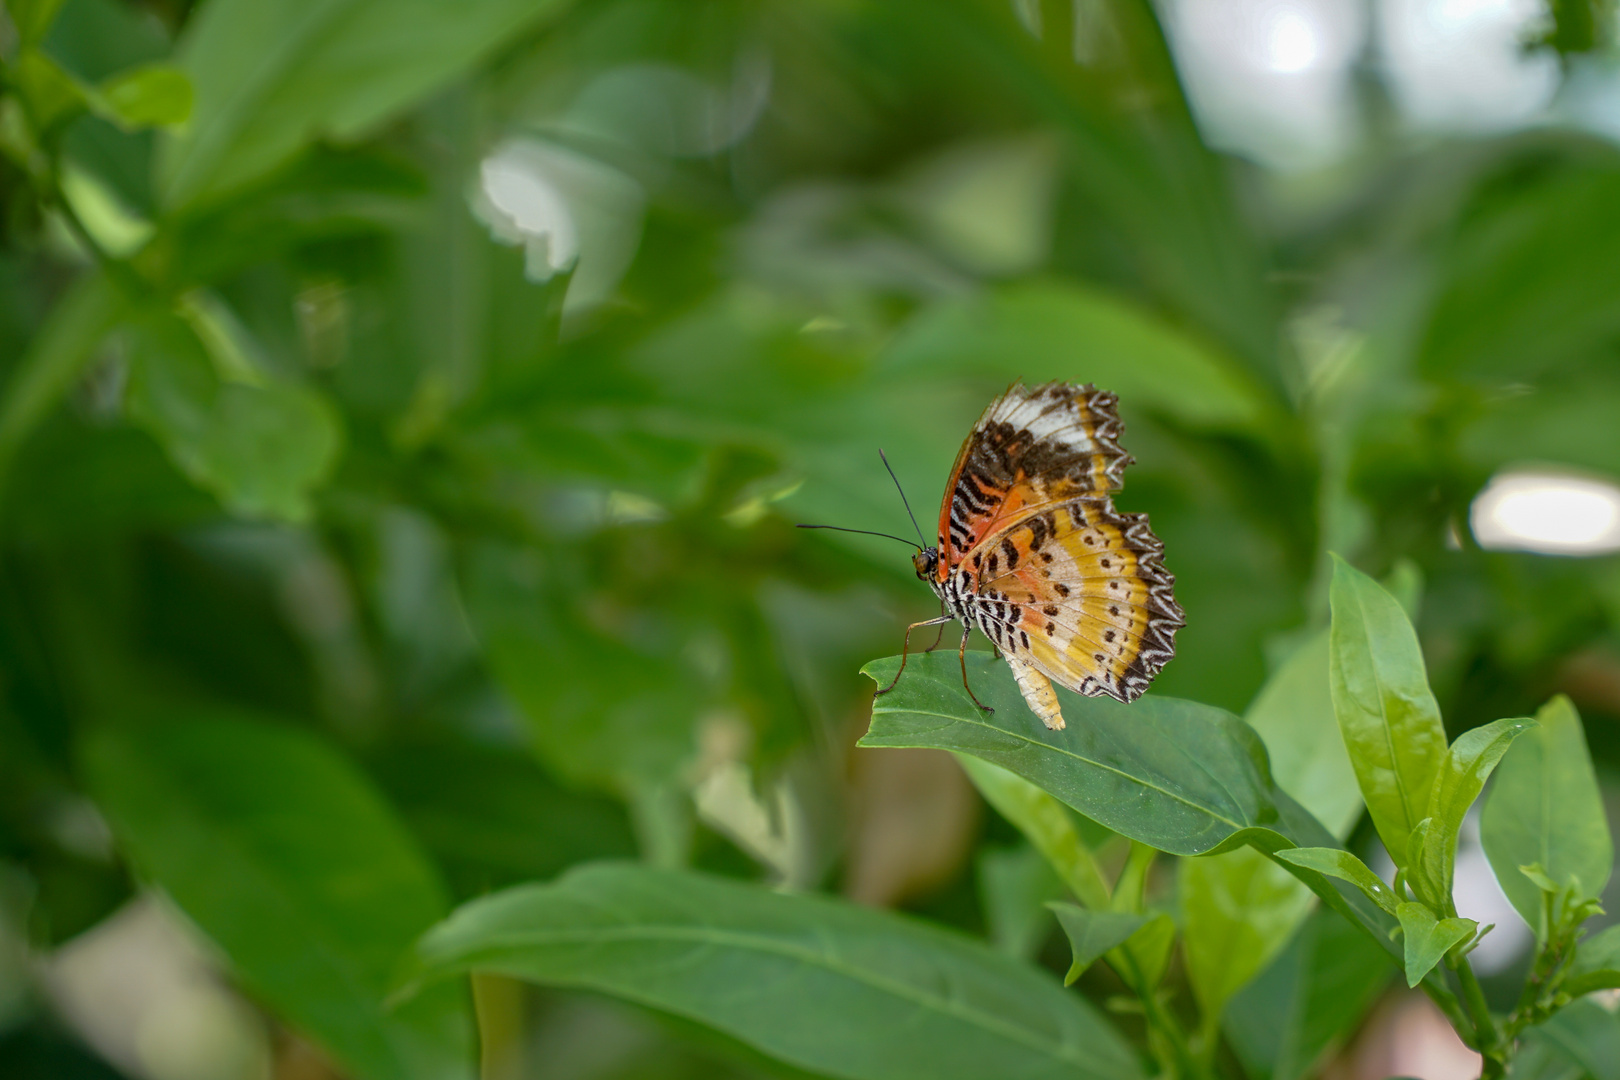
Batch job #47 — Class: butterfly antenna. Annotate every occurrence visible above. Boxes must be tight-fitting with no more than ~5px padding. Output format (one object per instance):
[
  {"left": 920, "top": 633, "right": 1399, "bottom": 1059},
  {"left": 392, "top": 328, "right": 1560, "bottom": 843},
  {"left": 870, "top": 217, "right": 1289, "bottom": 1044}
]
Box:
[
  {"left": 878, "top": 449, "right": 928, "bottom": 548},
  {"left": 796, "top": 524, "right": 920, "bottom": 549}
]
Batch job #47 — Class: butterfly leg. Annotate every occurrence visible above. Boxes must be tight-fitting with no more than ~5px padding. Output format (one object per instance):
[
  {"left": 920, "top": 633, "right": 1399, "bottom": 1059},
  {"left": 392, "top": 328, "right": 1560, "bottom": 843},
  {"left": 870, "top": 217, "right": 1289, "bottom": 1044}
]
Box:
[
  {"left": 958, "top": 624, "right": 994, "bottom": 714},
  {"left": 922, "top": 602, "right": 948, "bottom": 653},
  {"left": 876, "top": 615, "right": 956, "bottom": 696}
]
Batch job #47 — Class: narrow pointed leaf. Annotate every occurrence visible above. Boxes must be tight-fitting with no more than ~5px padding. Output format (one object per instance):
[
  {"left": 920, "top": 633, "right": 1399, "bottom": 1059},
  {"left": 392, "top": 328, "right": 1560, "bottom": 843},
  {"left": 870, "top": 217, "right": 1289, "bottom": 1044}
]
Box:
[
  {"left": 1396, "top": 903, "right": 1475, "bottom": 988},
  {"left": 1410, "top": 717, "right": 1536, "bottom": 911},
  {"left": 1047, "top": 904, "right": 1148, "bottom": 985},
  {"left": 1274, "top": 848, "right": 1401, "bottom": 915},
  {"left": 1224, "top": 909, "right": 1394, "bottom": 1080},
  {"left": 1482, "top": 696, "right": 1613, "bottom": 931},
  {"left": 1327, "top": 555, "right": 1447, "bottom": 867},
  {"left": 408, "top": 864, "right": 1144, "bottom": 1080}
]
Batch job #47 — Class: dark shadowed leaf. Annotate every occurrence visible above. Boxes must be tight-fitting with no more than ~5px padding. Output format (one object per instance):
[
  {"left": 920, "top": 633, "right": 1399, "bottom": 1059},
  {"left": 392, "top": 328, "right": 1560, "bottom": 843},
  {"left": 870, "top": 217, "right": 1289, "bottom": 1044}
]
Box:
[
  {"left": 82, "top": 716, "right": 473, "bottom": 1080},
  {"left": 1046, "top": 904, "right": 1149, "bottom": 986},
  {"left": 1327, "top": 555, "right": 1446, "bottom": 867},
  {"left": 1481, "top": 695, "right": 1613, "bottom": 932},
  {"left": 979, "top": 845, "right": 1065, "bottom": 959},
  {"left": 408, "top": 863, "right": 1144, "bottom": 1080},
  {"left": 1224, "top": 909, "right": 1393, "bottom": 1080},
  {"left": 365, "top": 740, "right": 636, "bottom": 901},
  {"left": 0, "top": 271, "right": 123, "bottom": 482},
  {"left": 1567, "top": 924, "right": 1620, "bottom": 998},
  {"left": 1535, "top": 997, "right": 1620, "bottom": 1080}
]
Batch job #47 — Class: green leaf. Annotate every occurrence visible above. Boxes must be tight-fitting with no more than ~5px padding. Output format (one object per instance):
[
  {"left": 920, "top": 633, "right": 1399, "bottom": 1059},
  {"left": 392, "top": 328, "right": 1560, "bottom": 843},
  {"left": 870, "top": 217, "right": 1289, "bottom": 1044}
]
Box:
[
  {"left": 1395, "top": 902, "right": 1475, "bottom": 988},
  {"left": 124, "top": 309, "right": 341, "bottom": 520},
  {"left": 364, "top": 740, "right": 637, "bottom": 902},
  {"left": 1224, "top": 909, "right": 1393, "bottom": 1080},
  {"left": 83, "top": 716, "right": 473, "bottom": 1080},
  {"left": 0, "top": 271, "right": 123, "bottom": 485},
  {"left": 1481, "top": 695, "right": 1613, "bottom": 933},
  {"left": 8, "top": 0, "right": 70, "bottom": 45},
  {"left": 1181, "top": 847, "right": 1315, "bottom": 1020},
  {"left": 1047, "top": 904, "right": 1149, "bottom": 986},
  {"left": 1566, "top": 924, "right": 1620, "bottom": 998},
  {"left": 882, "top": 280, "right": 1269, "bottom": 431},
  {"left": 1327, "top": 555, "right": 1447, "bottom": 868},
  {"left": 12, "top": 49, "right": 87, "bottom": 129},
  {"left": 461, "top": 540, "right": 707, "bottom": 790},
  {"left": 1407, "top": 717, "right": 1536, "bottom": 911},
  {"left": 1245, "top": 631, "right": 1363, "bottom": 839},
  {"left": 159, "top": 0, "right": 573, "bottom": 207},
  {"left": 863, "top": 651, "right": 1279, "bottom": 857},
  {"left": 955, "top": 754, "right": 1110, "bottom": 909},
  {"left": 978, "top": 846, "right": 1065, "bottom": 959},
  {"left": 1422, "top": 160, "right": 1620, "bottom": 382},
  {"left": 1536, "top": 997, "right": 1620, "bottom": 1080},
  {"left": 1273, "top": 848, "right": 1400, "bottom": 915},
  {"left": 861, "top": 652, "right": 1412, "bottom": 973},
  {"left": 93, "top": 64, "right": 194, "bottom": 130},
  {"left": 408, "top": 864, "right": 1145, "bottom": 1080}
]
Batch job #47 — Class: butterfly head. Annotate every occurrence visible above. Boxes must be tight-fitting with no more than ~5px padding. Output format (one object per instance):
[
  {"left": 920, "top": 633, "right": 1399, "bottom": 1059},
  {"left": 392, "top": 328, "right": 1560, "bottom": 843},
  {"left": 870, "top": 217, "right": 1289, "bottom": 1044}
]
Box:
[{"left": 910, "top": 546, "right": 940, "bottom": 582}]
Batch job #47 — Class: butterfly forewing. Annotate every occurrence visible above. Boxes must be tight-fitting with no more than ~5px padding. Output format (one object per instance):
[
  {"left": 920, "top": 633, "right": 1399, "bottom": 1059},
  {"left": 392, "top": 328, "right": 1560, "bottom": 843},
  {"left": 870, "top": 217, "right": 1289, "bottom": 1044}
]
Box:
[{"left": 934, "top": 383, "right": 1132, "bottom": 577}]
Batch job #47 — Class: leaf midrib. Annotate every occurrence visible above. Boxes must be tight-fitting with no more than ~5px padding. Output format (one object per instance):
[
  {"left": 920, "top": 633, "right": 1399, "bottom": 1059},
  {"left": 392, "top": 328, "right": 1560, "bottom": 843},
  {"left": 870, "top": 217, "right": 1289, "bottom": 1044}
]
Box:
[{"left": 427, "top": 923, "right": 1096, "bottom": 1067}]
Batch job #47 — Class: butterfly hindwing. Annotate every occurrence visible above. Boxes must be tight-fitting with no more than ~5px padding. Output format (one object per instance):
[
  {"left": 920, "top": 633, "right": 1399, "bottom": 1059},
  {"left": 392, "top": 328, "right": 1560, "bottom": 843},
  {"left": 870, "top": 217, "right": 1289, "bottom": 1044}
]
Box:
[{"left": 966, "top": 498, "right": 1183, "bottom": 708}]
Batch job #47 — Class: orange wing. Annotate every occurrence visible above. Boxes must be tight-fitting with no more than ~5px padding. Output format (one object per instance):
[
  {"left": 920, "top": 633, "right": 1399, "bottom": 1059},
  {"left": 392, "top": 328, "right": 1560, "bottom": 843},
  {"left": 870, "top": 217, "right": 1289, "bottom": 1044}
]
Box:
[
  {"left": 970, "top": 498, "right": 1183, "bottom": 708},
  {"left": 934, "top": 382, "right": 1131, "bottom": 584},
  {"left": 936, "top": 382, "right": 1182, "bottom": 724}
]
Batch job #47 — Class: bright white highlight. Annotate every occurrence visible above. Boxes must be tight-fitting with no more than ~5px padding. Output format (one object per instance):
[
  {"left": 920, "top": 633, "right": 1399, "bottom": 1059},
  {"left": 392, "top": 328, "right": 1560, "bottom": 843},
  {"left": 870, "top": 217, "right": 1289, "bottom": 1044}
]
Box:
[
  {"left": 1163, "top": 0, "right": 1366, "bottom": 170},
  {"left": 1471, "top": 470, "right": 1620, "bottom": 556},
  {"left": 1266, "top": 10, "right": 1320, "bottom": 72},
  {"left": 1379, "top": 0, "right": 1558, "bottom": 131},
  {"left": 479, "top": 151, "right": 578, "bottom": 273}
]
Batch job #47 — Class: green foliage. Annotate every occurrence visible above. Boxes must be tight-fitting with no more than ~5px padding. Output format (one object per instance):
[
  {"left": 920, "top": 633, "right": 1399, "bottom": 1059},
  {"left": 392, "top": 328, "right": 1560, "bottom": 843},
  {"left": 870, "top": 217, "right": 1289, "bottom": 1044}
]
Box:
[
  {"left": 1394, "top": 903, "right": 1477, "bottom": 989},
  {"left": 82, "top": 716, "right": 472, "bottom": 1080},
  {"left": 407, "top": 864, "right": 1144, "bottom": 1080},
  {"left": 7, "top": 0, "right": 1620, "bottom": 1077},
  {"left": 1482, "top": 695, "right": 1614, "bottom": 934},
  {"left": 1327, "top": 556, "right": 1447, "bottom": 868},
  {"left": 1046, "top": 905, "right": 1148, "bottom": 986}
]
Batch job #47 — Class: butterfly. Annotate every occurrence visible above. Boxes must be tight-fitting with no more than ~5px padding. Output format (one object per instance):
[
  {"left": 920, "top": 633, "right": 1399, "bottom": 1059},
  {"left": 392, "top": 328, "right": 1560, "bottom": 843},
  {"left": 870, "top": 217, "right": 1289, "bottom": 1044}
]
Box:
[{"left": 881, "top": 381, "right": 1184, "bottom": 730}]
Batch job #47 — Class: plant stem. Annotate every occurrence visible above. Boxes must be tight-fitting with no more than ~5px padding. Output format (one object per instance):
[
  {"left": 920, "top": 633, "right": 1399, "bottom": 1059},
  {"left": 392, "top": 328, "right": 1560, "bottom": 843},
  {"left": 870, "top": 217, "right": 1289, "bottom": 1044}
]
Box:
[
  {"left": 1418, "top": 976, "right": 1476, "bottom": 1047},
  {"left": 1117, "top": 948, "right": 1208, "bottom": 1080},
  {"left": 1454, "top": 957, "right": 1506, "bottom": 1077}
]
